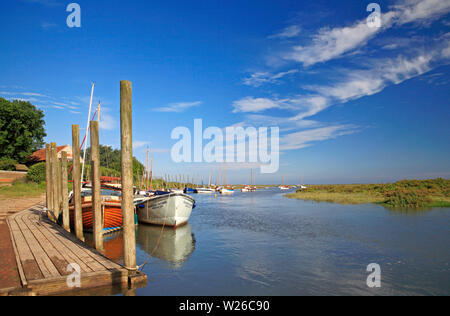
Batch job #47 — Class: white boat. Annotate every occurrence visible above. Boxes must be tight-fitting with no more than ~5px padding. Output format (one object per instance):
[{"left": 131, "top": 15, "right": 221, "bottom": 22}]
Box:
[
  {"left": 196, "top": 187, "right": 215, "bottom": 194},
  {"left": 241, "top": 185, "right": 256, "bottom": 192},
  {"left": 279, "top": 176, "right": 290, "bottom": 190},
  {"left": 220, "top": 188, "right": 234, "bottom": 194},
  {"left": 169, "top": 188, "right": 184, "bottom": 194},
  {"left": 137, "top": 192, "right": 195, "bottom": 227}
]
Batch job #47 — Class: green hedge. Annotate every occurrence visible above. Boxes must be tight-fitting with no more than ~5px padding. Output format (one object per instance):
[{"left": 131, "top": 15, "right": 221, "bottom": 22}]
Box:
[{"left": 27, "top": 162, "right": 46, "bottom": 183}]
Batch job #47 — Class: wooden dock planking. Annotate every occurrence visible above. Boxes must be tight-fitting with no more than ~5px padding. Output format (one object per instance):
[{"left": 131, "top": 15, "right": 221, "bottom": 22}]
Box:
[
  {"left": 23, "top": 212, "right": 93, "bottom": 274},
  {"left": 6, "top": 203, "right": 130, "bottom": 295}
]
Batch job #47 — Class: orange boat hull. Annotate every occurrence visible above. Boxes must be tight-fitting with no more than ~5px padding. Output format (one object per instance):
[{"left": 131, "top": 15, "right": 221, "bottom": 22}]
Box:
[{"left": 69, "top": 202, "right": 123, "bottom": 230}]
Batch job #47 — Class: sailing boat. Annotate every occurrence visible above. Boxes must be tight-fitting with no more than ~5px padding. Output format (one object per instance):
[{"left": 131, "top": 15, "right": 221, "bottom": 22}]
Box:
[
  {"left": 69, "top": 88, "right": 131, "bottom": 232},
  {"left": 279, "top": 176, "right": 290, "bottom": 190},
  {"left": 136, "top": 156, "right": 196, "bottom": 227},
  {"left": 220, "top": 163, "right": 234, "bottom": 194},
  {"left": 196, "top": 171, "right": 215, "bottom": 194},
  {"left": 241, "top": 169, "right": 256, "bottom": 192}
]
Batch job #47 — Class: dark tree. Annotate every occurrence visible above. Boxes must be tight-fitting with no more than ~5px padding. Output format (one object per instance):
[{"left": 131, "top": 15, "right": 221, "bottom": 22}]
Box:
[
  {"left": 82, "top": 144, "right": 145, "bottom": 176},
  {"left": 0, "top": 98, "right": 46, "bottom": 163}
]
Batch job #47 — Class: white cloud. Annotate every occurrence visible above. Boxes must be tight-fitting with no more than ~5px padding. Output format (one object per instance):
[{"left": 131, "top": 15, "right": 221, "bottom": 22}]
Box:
[
  {"left": 232, "top": 97, "right": 284, "bottom": 113},
  {"left": 237, "top": 44, "right": 449, "bottom": 121},
  {"left": 133, "top": 141, "right": 149, "bottom": 149},
  {"left": 304, "top": 53, "right": 434, "bottom": 101},
  {"left": 269, "top": 25, "right": 301, "bottom": 39},
  {"left": 154, "top": 101, "right": 202, "bottom": 113},
  {"left": 99, "top": 114, "right": 117, "bottom": 131},
  {"left": 393, "top": 0, "right": 450, "bottom": 25},
  {"left": 243, "top": 69, "right": 298, "bottom": 87},
  {"left": 281, "top": 0, "right": 450, "bottom": 66},
  {"left": 280, "top": 125, "right": 358, "bottom": 150}
]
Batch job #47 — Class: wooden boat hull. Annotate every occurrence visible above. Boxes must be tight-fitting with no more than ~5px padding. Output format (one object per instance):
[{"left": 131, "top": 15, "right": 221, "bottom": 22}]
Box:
[
  {"left": 69, "top": 201, "right": 123, "bottom": 230},
  {"left": 137, "top": 193, "right": 195, "bottom": 227}
]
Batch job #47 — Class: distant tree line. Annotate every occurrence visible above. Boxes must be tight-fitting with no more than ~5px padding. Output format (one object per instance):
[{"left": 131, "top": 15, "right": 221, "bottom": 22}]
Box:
[{"left": 82, "top": 145, "right": 145, "bottom": 178}]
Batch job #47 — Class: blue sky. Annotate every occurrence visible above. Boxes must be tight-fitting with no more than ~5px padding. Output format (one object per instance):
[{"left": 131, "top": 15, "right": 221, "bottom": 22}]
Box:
[{"left": 0, "top": 0, "right": 449, "bottom": 184}]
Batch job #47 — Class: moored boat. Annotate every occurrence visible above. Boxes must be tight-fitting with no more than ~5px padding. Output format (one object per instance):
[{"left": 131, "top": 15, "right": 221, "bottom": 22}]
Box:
[
  {"left": 220, "top": 187, "right": 234, "bottom": 194},
  {"left": 196, "top": 187, "right": 215, "bottom": 194},
  {"left": 184, "top": 187, "right": 197, "bottom": 194},
  {"left": 136, "top": 191, "right": 196, "bottom": 227}
]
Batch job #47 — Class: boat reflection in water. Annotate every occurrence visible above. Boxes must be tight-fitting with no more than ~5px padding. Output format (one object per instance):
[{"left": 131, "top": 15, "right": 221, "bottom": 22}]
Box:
[{"left": 136, "top": 224, "right": 196, "bottom": 268}]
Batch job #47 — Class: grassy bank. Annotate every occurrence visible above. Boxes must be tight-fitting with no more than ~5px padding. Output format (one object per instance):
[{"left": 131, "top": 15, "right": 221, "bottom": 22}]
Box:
[
  {"left": 0, "top": 181, "right": 46, "bottom": 198},
  {"left": 286, "top": 178, "right": 450, "bottom": 208}
]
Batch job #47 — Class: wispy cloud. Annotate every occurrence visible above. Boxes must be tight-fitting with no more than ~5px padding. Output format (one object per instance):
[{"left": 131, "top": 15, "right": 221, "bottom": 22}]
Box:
[
  {"left": 243, "top": 69, "right": 298, "bottom": 87},
  {"left": 133, "top": 141, "right": 149, "bottom": 149},
  {"left": 269, "top": 25, "right": 301, "bottom": 39},
  {"left": 99, "top": 113, "right": 117, "bottom": 131},
  {"left": 232, "top": 97, "right": 285, "bottom": 113},
  {"left": 281, "top": 0, "right": 450, "bottom": 66},
  {"left": 236, "top": 30, "right": 450, "bottom": 121},
  {"left": 280, "top": 125, "right": 359, "bottom": 150},
  {"left": 153, "top": 101, "right": 202, "bottom": 113}
]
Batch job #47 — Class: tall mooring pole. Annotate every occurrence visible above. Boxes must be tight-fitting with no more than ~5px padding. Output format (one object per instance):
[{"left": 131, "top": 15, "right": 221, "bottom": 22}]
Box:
[
  {"left": 61, "top": 151, "right": 70, "bottom": 232},
  {"left": 120, "top": 80, "right": 137, "bottom": 273},
  {"left": 90, "top": 120, "right": 103, "bottom": 250},
  {"left": 50, "top": 142, "right": 58, "bottom": 222},
  {"left": 72, "top": 125, "right": 84, "bottom": 241},
  {"left": 45, "top": 144, "right": 53, "bottom": 212}
]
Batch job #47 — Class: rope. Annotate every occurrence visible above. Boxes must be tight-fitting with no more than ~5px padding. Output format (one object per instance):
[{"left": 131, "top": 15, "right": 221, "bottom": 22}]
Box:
[{"left": 137, "top": 196, "right": 170, "bottom": 271}]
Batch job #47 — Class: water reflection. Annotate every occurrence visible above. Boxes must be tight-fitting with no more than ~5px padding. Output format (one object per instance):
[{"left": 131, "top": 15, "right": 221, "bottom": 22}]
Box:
[{"left": 137, "top": 224, "right": 196, "bottom": 268}]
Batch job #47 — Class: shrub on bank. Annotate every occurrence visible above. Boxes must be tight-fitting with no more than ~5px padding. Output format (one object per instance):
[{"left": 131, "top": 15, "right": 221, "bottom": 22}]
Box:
[
  {"left": 0, "top": 158, "right": 18, "bottom": 171},
  {"left": 383, "top": 190, "right": 432, "bottom": 208},
  {"left": 27, "top": 162, "right": 46, "bottom": 183}
]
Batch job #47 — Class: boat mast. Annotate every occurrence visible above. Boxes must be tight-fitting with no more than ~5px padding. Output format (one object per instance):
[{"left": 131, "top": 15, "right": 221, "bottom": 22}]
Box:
[
  {"left": 150, "top": 154, "right": 153, "bottom": 191},
  {"left": 146, "top": 148, "right": 149, "bottom": 191},
  {"left": 81, "top": 82, "right": 95, "bottom": 185}
]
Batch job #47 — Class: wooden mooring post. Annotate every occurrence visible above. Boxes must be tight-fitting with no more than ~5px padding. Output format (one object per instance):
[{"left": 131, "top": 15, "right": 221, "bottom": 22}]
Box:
[
  {"left": 45, "top": 144, "right": 53, "bottom": 213},
  {"left": 72, "top": 124, "right": 84, "bottom": 241},
  {"left": 50, "top": 142, "right": 58, "bottom": 222},
  {"left": 120, "top": 80, "right": 137, "bottom": 274},
  {"left": 90, "top": 120, "right": 103, "bottom": 251},
  {"left": 61, "top": 151, "right": 70, "bottom": 232},
  {"left": 56, "top": 153, "right": 62, "bottom": 220}
]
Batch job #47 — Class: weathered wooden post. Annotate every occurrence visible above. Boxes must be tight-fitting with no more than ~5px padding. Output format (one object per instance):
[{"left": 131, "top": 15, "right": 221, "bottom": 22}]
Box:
[
  {"left": 90, "top": 120, "right": 103, "bottom": 250},
  {"left": 72, "top": 125, "right": 84, "bottom": 241},
  {"left": 61, "top": 151, "right": 70, "bottom": 232},
  {"left": 56, "top": 154, "right": 62, "bottom": 220},
  {"left": 51, "top": 142, "right": 58, "bottom": 222},
  {"left": 120, "top": 80, "right": 137, "bottom": 274},
  {"left": 45, "top": 144, "right": 53, "bottom": 212}
]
